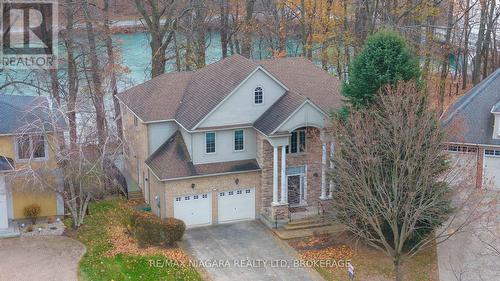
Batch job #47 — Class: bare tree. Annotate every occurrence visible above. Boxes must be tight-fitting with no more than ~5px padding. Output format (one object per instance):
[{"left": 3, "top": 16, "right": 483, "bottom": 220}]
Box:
[
  {"left": 133, "top": 0, "right": 182, "bottom": 77},
  {"left": 12, "top": 100, "right": 123, "bottom": 229},
  {"left": 328, "top": 81, "right": 482, "bottom": 281}
]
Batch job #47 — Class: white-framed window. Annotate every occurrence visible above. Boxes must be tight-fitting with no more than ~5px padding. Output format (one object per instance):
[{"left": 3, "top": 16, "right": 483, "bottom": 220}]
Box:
[
  {"left": 485, "top": 149, "right": 500, "bottom": 156},
  {"left": 202, "top": 194, "right": 208, "bottom": 198},
  {"left": 444, "top": 145, "right": 477, "bottom": 153},
  {"left": 205, "top": 132, "right": 216, "bottom": 153},
  {"left": 286, "top": 129, "right": 306, "bottom": 154},
  {"left": 234, "top": 129, "right": 244, "bottom": 151},
  {"left": 254, "top": 86, "right": 263, "bottom": 104},
  {"left": 15, "top": 134, "right": 47, "bottom": 161}
]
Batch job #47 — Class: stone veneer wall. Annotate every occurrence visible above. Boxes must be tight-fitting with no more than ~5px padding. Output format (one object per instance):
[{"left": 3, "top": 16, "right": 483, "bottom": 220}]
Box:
[{"left": 257, "top": 127, "right": 331, "bottom": 214}]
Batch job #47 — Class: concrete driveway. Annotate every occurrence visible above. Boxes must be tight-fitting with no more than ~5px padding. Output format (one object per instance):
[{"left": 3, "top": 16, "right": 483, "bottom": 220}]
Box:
[
  {"left": 0, "top": 236, "right": 85, "bottom": 281},
  {"left": 437, "top": 190, "right": 500, "bottom": 281},
  {"left": 183, "top": 221, "right": 324, "bottom": 281}
]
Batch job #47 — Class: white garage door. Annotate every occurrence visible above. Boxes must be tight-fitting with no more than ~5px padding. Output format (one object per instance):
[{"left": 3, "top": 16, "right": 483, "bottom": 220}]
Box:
[
  {"left": 483, "top": 150, "right": 500, "bottom": 190},
  {"left": 218, "top": 188, "right": 255, "bottom": 223},
  {"left": 174, "top": 193, "right": 211, "bottom": 227}
]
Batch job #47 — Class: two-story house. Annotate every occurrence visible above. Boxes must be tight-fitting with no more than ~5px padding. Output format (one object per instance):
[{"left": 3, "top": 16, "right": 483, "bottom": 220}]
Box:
[
  {"left": 117, "top": 55, "right": 342, "bottom": 227},
  {"left": 0, "top": 95, "right": 65, "bottom": 234},
  {"left": 443, "top": 68, "right": 500, "bottom": 190}
]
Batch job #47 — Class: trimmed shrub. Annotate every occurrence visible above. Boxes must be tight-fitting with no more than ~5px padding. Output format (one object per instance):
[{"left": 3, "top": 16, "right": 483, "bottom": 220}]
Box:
[
  {"left": 128, "top": 211, "right": 186, "bottom": 247},
  {"left": 24, "top": 204, "right": 41, "bottom": 224}
]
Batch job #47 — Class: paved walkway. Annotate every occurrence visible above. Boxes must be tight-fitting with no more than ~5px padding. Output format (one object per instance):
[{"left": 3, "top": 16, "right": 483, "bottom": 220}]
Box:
[
  {"left": 0, "top": 236, "right": 86, "bottom": 281},
  {"left": 437, "top": 190, "right": 500, "bottom": 281},
  {"left": 183, "top": 221, "right": 325, "bottom": 281}
]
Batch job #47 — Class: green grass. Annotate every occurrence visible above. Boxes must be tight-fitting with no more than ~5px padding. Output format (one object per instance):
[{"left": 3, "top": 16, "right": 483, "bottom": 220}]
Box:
[{"left": 71, "top": 200, "right": 202, "bottom": 281}]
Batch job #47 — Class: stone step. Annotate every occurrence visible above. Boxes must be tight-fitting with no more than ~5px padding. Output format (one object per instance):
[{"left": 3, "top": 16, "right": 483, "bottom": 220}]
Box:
[
  {"left": 274, "top": 223, "right": 345, "bottom": 240},
  {"left": 286, "top": 217, "right": 323, "bottom": 226},
  {"left": 283, "top": 221, "right": 331, "bottom": 231},
  {"left": 128, "top": 191, "right": 143, "bottom": 199}
]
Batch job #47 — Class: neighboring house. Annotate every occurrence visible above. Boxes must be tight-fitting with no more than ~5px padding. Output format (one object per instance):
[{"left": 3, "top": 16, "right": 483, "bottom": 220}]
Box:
[
  {"left": 117, "top": 54, "right": 342, "bottom": 227},
  {"left": 443, "top": 68, "right": 500, "bottom": 190},
  {"left": 0, "top": 95, "right": 65, "bottom": 231}
]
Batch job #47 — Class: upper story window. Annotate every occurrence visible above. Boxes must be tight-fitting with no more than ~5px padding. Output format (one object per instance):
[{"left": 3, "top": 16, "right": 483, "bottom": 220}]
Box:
[
  {"left": 16, "top": 135, "right": 46, "bottom": 160},
  {"left": 254, "top": 87, "right": 263, "bottom": 104},
  {"left": 286, "top": 129, "right": 306, "bottom": 154},
  {"left": 205, "top": 132, "right": 216, "bottom": 153},
  {"left": 234, "top": 130, "right": 244, "bottom": 151}
]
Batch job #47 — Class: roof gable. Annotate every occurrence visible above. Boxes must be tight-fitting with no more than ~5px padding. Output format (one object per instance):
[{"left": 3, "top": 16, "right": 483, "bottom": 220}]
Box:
[
  {"left": 175, "top": 55, "right": 258, "bottom": 129},
  {"left": 443, "top": 68, "right": 500, "bottom": 146},
  {"left": 196, "top": 67, "right": 288, "bottom": 129}
]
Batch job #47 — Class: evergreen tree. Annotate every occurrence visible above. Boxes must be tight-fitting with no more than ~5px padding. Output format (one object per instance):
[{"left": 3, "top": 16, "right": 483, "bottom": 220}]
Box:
[{"left": 342, "top": 30, "right": 420, "bottom": 107}]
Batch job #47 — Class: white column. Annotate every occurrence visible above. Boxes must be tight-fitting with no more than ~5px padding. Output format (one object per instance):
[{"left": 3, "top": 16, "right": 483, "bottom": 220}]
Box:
[
  {"left": 280, "top": 146, "right": 287, "bottom": 203},
  {"left": 320, "top": 141, "right": 327, "bottom": 199},
  {"left": 329, "top": 142, "right": 335, "bottom": 198},
  {"left": 272, "top": 146, "right": 279, "bottom": 204}
]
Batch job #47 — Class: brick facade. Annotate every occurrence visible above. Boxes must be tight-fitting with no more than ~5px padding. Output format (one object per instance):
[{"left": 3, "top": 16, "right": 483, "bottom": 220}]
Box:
[
  {"left": 475, "top": 147, "right": 485, "bottom": 189},
  {"left": 257, "top": 127, "right": 331, "bottom": 217}
]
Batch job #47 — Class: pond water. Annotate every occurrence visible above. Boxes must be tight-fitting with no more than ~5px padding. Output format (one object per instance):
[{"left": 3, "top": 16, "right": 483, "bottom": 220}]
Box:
[{"left": 0, "top": 31, "right": 303, "bottom": 94}]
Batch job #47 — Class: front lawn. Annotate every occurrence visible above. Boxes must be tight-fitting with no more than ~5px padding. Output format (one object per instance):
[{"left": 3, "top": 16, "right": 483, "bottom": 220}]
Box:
[
  {"left": 290, "top": 233, "right": 438, "bottom": 281},
  {"left": 67, "top": 199, "right": 201, "bottom": 281}
]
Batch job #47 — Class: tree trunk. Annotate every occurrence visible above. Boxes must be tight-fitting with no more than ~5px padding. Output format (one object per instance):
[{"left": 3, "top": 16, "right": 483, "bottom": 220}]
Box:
[
  {"left": 321, "top": 0, "right": 334, "bottom": 70},
  {"left": 438, "top": 0, "right": 454, "bottom": 115},
  {"left": 63, "top": 0, "right": 78, "bottom": 149},
  {"left": 103, "top": 0, "right": 123, "bottom": 141},
  {"left": 461, "top": 0, "right": 471, "bottom": 89},
  {"left": 480, "top": 0, "right": 497, "bottom": 78},
  {"left": 472, "top": 0, "right": 488, "bottom": 85},
  {"left": 219, "top": 0, "right": 229, "bottom": 58},
  {"left": 193, "top": 0, "right": 206, "bottom": 68},
  {"left": 394, "top": 258, "right": 403, "bottom": 281},
  {"left": 241, "top": 0, "right": 256, "bottom": 58},
  {"left": 81, "top": 0, "right": 107, "bottom": 148}
]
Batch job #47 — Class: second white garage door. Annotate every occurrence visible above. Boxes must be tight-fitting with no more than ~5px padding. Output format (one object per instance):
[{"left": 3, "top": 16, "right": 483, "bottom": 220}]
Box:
[
  {"left": 218, "top": 188, "right": 255, "bottom": 223},
  {"left": 483, "top": 151, "right": 500, "bottom": 190},
  {"left": 174, "top": 193, "right": 212, "bottom": 227}
]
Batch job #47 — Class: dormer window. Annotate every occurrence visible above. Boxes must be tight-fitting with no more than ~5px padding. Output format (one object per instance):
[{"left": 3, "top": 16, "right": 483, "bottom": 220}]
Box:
[{"left": 254, "top": 87, "right": 263, "bottom": 104}]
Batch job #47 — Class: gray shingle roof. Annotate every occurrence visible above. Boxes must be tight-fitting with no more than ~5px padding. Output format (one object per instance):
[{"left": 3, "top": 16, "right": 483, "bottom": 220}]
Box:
[
  {"left": 146, "top": 131, "right": 260, "bottom": 181},
  {"left": 0, "top": 156, "right": 14, "bottom": 172},
  {"left": 0, "top": 94, "right": 65, "bottom": 135},
  {"left": 253, "top": 92, "right": 306, "bottom": 135},
  {"left": 117, "top": 55, "right": 342, "bottom": 132},
  {"left": 443, "top": 68, "right": 500, "bottom": 146}
]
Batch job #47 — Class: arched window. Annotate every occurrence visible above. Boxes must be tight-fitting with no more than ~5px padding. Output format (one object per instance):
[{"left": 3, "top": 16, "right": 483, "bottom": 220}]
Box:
[{"left": 254, "top": 87, "right": 263, "bottom": 104}]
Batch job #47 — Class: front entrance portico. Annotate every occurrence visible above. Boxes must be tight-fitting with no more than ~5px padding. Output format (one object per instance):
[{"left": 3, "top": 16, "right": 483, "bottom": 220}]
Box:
[{"left": 265, "top": 128, "right": 335, "bottom": 223}]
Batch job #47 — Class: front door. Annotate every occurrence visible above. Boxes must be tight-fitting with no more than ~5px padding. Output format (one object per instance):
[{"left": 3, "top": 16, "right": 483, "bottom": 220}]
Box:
[
  {"left": 0, "top": 176, "right": 9, "bottom": 229},
  {"left": 288, "top": 175, "right": 301, "bottom": 205}
]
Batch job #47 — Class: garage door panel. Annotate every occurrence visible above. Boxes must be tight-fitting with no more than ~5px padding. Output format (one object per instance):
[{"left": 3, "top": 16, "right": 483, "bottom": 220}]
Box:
[
  {"left": 484, "top": 156, "right": 500, "bottom": 190},
  {"left": 218, "top": 188, "right": 255, "bottom": 223},
  {"left": 174, "top": 193, "right": 211, "bottom": 227}
]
